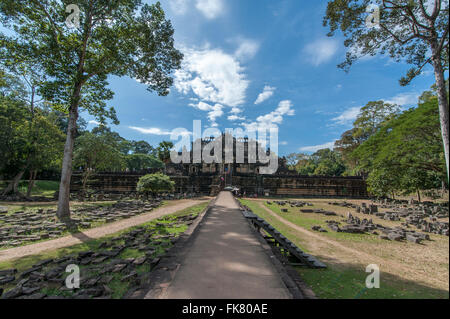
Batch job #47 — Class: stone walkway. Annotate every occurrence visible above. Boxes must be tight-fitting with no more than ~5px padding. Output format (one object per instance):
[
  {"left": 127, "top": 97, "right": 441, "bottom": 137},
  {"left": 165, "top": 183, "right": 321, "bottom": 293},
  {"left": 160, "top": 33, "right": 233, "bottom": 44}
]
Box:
[
  {"left": 156, "top": 191, "right": 292, "bottom": 299},
  {"left": 0, "top": 199, "right": 207, "bottom": 262}
]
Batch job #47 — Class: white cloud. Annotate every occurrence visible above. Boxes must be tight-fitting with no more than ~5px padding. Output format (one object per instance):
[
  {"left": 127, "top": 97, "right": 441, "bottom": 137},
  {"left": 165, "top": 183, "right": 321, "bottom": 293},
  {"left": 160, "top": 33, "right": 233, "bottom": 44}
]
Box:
[
  {"left": 195, "top": 0, "right": 224, "bottom": 19},
  {"left": 228, "top": 114, "right": 246, "bottom": 121},
  {"left": 254, "top": 86, "right": 276, "bottom": 105},
  {"left": 169, "top": 0, "right": 190, "bottom": 15},
  {"left": 234, "top": 38, "right": 260, "bottom": 61},
  {"left": 230, "top": 107, "right": 243, "bottom": 114},
  {"left": 384, "top": 92, "right": 419, "bottom": 107},
  {"left": 243, "top": 100, "right": 295, "bottom": 131},
  {"left": 299, "top": 140, "right": 336, "bottom": 153},
  {"left": 174, "top": 46, "right": 249, "bottom": 107},
  {"left": 280, "top": 141, "right": 288, "bottom": 146},
  {"left": 207, "top": 104, "right": 224, "bottom": 124},
  {"left": 304, "top": 38, "right": 339, "bottom": 66},
  {"left": 331, "top": 106, "right": 361, "bottom": 125},
  {"left": 129, "top": 126, "right": 191, "bottom": 136},
  {"left": 189, "top": 101, "right": 215, "bottom": 111},
  {"left": 88, "top": 120, "right": 101, "bottom": 126}
]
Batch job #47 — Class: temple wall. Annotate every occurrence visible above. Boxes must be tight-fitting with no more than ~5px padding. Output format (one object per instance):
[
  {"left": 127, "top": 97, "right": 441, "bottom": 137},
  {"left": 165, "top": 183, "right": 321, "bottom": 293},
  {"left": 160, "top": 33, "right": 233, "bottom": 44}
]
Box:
[{"left": 71, "top": 172, "right": 368, "bottom": 198}]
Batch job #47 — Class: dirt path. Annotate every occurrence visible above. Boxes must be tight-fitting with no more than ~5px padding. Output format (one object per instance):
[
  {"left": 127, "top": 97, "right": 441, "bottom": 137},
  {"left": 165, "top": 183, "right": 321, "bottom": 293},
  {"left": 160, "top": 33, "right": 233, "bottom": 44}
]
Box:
[
  {"left": 0, "top": 199, "right": 208, "bottom": 263},
  {"left": 256, "top": 202, "right": 446, "bottom": 289},
  {"left": 155, "top": 192, "right": 292, "bottom": 299}
]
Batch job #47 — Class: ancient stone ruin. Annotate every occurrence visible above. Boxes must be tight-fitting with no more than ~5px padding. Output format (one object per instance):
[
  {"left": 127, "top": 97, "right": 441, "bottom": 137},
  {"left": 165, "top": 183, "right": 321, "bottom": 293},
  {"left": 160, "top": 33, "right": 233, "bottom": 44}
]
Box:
[{"left": 0, "top": 200, "right": 161, "bottom": 248}]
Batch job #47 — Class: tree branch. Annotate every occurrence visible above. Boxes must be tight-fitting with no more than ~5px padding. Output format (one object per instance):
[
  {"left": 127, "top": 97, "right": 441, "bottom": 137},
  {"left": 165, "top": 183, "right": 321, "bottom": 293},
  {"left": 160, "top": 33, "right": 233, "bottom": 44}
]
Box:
[
  {"left": 437, "top": 24, "right": 449, "bottom": 54},
  {"left": 378, "top": 22, "right": 420, "bottom": 44}
]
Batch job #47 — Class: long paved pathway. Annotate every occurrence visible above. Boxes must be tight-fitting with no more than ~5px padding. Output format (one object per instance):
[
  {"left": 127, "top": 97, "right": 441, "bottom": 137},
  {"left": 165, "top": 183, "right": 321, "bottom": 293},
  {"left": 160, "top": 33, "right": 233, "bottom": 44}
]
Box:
[
  {"left": 158, "top": 191, "right": 292, "bottom": 299},
  {"left": 0, "top": 199, "right": 207, "bottom": 262}
]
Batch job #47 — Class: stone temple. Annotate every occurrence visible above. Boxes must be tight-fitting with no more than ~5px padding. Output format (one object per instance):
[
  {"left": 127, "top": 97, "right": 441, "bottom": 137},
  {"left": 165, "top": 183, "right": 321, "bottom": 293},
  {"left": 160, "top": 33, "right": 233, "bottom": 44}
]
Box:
[{"left": 71, "top": 133, "right": 368, "bottom": 198}]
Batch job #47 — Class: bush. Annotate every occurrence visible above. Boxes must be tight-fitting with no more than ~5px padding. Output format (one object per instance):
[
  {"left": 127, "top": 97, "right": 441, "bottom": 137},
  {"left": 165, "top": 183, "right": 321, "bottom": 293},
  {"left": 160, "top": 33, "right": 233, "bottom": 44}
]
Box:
[{"left": 136, "top": 173, "right": 175, "bottom": 196}]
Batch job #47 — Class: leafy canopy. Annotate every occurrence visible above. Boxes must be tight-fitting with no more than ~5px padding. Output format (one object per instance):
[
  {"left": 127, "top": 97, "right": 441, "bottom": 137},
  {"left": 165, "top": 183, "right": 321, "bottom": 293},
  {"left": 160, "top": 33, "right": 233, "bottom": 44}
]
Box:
[
  {"left": 352, "top": 97, "right": 446, "bottom": 195},
  {"left": 0, "top": 0, "right": 183, "bottom": 122},
  {"left": 324, "top": 0, "right": 449, "bottom": 85}
]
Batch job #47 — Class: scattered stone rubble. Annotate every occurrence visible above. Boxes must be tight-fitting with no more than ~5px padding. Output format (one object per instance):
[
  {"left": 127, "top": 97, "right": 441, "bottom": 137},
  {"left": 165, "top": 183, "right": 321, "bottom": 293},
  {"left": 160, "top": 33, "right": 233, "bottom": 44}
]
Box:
[
  {"left": 300, "top": 208, "right": 337, "bottom": 216},
  {"left": 0, "top": 213, "right": 198, "bottom": 299},
  {"left": 271, "top": 198, "right": 449, "bottom": 244},
  {"left": 322, "top": 213, "right": 435, "bottom": 244},
  {"left": 353, "top": 200, "right": 449, "bottom": 237},
  {"left": 0, "top": 200, "right": 161, "bottom": 248},
  {"left": 267, "top": 200, "right": 313, "bottom": 208}
]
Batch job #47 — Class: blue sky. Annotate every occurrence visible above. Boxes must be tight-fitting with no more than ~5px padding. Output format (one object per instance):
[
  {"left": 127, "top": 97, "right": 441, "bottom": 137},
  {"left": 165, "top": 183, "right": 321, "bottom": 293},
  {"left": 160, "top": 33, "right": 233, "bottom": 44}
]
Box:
[{"left": 84, "top": 0, "right": 437, "bottom": 155}]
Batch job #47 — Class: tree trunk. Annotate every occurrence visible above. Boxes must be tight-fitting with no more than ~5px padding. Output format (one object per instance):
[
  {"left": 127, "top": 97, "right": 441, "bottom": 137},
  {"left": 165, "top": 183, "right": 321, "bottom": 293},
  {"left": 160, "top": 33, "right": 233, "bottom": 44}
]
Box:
[
  {"left": 56, "top": 104, "right": 79, "bottom": 221},
  {"left": 2, "top": 170, "right": 26, "bottom": 195},
  {"left": 26, "top": 170, "right": 37, "bottom": 198},
  {"left": 431, "top": 44, "right": 450, "bottom": 181},
  {"left": 417, "top": 189, "right": 421, "bottom": 203}
]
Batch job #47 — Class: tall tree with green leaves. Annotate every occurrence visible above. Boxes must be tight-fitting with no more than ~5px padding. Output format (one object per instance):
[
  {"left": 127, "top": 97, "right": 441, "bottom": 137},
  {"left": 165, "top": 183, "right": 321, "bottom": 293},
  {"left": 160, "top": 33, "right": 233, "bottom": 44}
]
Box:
[
  {"left": 73, "top": 132, "right": 125, "bottom": 193},
  {"left": 324, "top": 0, "right": 449, "bottom": 180},
  {"left": 125, "top": 153, "right": 164, "bottom": 172},
  {"left": 157, "top": 141, "right": 174, "bottom": 164},
  {"left": 353, "top": 97, "right": 446, "bottom": 196},
  {"left": 0, "top": 1, "right": 182, "bottom": 220},
  {"left": 352, "top": 101, "right": 400, "bottom": 139},
  {"left": 334, "top": 100, "right": 400, "bottom": 174}
]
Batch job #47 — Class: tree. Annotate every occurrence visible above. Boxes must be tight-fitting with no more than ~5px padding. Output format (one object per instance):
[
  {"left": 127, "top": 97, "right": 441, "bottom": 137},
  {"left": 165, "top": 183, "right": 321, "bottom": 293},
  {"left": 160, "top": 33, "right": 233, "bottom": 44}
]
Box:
[
  {"left": 0, "top": 71, "right": 64, "bottom": 196},
  {"left": 286, "top": 153, "right": 300, "bottom": 169},
  {"left": 353, "top": 101, "right": 400, "bottom": 139},
  {"left": 352, "top": 97, "right": 446, "bottom": 196},
  {"left": 324, "top": 0, "right": 449, "bottom": 180},
  {"left": 23, "top": 112, "right": 65, "bottom": 197},
  {"left": 132, "top": 140, "right": 156, "bottom": 155},
  {"left": 0, "top": 1, "right": 182, "bottom": 220},
  {"left": 73, "top": 132, "right": 125, "bottom": 193},
  {"left": 334, "top": 128, "right": 364, "bottom": 174},
  {"left": 292, "top": 149, "right": 347, "bottom": 176},
  {"left": 125, "top": 153, "right": 164, "bottom": 172},
  {"left": 334, "top": 101, "right": 400, "bottom": 174},
  {"left": 157, "top": 141, "right": 174, "bottom": 163},
  {"left": 136, "top": 173, "right": 174, "bottom": 197}
]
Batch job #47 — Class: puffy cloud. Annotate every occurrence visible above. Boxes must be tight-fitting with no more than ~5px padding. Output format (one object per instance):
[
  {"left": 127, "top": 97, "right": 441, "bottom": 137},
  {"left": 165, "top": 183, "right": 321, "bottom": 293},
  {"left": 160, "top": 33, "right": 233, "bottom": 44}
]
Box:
[
  {"left": 384, "top": 92, "right": 419, "bottom": 107},
  {"left": 207, "top": 104, "right": 224, "bottom": 124},
  {"left": 189, "top": 101, "right": 215, "bottom": 111},
  {"left": 174, "top": 46, "right": 249, "bottom": 107},
  {"left": 299, "top": 140, "right": 336, "bottom": 153},
  {"left": 88, "top": 120, "right": 101, "bottom": 126},
  {"left": 195, "top": 0, "right": 224, "bottom": 19},
  {"left": 254, "top": 86, "right": 276, "bottom": 105},
  {"left": 331, "top": 106, "right": 361, "bottom": 126},
  {"left": 228, "top": 114, "right": 246, "bottom": 121},
  {"left": 243, "top": 100, "right": 295, "bottom": 131},
  {"left": 169, "top": 0, "right": 190, "bottom": 15},
  {"left": 129, "top": 126, "right": 191, "bottom": 136},
  {"left": 230, "top": 107, "right": 243, "bottom": 114},
  {"left": 304, "top": 38, "right": 339, "bottom": 66},
  {"left": 234, "top": 38, "right": 260, "bottom": 61}
]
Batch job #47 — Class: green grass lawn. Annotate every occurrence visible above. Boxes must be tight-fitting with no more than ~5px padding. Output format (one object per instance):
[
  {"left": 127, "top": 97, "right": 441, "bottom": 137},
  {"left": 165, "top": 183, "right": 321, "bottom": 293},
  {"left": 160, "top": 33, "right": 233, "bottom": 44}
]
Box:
[
  {"left": 0, "top": 180, "right": 59, "bottom": 198},
  {"left": 240, "top": 199, "right": 449, "bottom": 299},
  {"left": 260, "top": 200, "right": 383, "bottom": 244}
]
